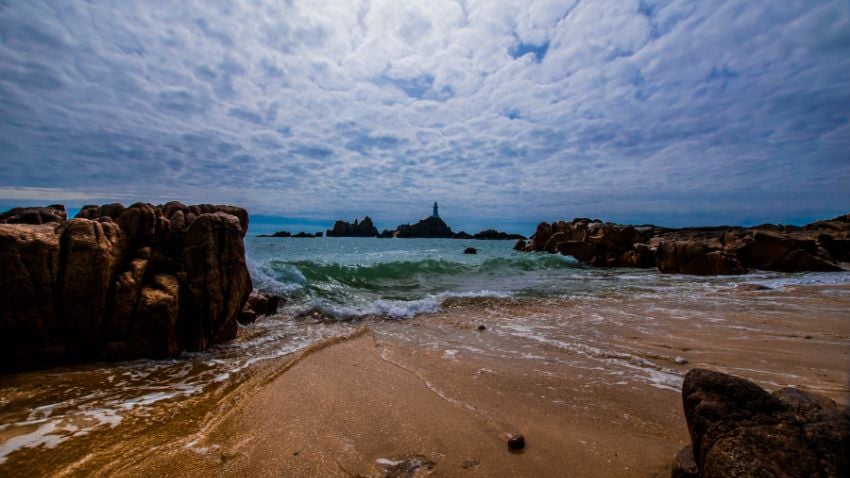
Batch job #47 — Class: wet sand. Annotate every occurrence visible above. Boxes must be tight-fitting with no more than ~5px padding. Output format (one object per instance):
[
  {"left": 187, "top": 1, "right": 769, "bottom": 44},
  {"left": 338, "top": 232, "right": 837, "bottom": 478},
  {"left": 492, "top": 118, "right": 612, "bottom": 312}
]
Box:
[{"left": 2, "top": 283, "right": 849, "bottom": 477}]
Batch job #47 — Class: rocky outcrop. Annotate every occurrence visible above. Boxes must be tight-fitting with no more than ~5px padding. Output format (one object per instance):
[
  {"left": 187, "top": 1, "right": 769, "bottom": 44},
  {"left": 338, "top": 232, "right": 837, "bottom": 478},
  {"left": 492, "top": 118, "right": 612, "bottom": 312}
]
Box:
[
  {"left": 521, "top": 214, "right": 849, "bottom": 275},
  {"left": 672, "top": 368, "right": 849, "bottom": 478},
  {"left": 0, "top": 204, "right": 67, "bottom": 224},
  {"left": 326, "top": 217, "right": 379, "bottom": 237},
  {"left": 0, "top": 202, "right": 253, "bottom": 371},
  {"left": 393, "top": 216, "right": 454, "bottom": 238}
]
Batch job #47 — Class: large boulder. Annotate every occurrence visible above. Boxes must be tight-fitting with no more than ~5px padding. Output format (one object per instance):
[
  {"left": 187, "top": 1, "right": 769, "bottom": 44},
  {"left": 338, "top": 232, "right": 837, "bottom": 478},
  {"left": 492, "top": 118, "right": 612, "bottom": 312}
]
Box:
[
  {"left": 674, "top": 368, "right": 849, "bottom": 478},
  {"left": 0, "top": 203, "right": 253, "bottom": 371}
]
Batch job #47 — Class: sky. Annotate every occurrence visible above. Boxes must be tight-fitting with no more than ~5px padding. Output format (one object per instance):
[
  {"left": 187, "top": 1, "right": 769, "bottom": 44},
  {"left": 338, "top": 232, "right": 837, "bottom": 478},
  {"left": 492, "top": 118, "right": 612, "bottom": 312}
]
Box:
[{"left": 1, "top": 0, "right": 849, "bottom": 234}]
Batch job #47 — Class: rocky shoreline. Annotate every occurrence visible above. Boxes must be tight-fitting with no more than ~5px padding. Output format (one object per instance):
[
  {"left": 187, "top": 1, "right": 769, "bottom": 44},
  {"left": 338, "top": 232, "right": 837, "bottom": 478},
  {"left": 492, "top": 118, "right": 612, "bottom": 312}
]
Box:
[
  {"left": 515, "top": 214, "right": 850, "bottom": 274},
  {"left": 0, "top": 202, "right": 274, "bottom": 372}
]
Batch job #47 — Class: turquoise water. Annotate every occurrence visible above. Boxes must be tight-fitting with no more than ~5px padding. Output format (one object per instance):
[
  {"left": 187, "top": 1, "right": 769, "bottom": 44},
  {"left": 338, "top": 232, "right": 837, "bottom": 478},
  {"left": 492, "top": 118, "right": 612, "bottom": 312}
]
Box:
[
  {"left": 247, "top": 237, "right": 590, "bottom": 318},
  {"left": 245, "top": 236, "right": 850, "bottom": 319}
]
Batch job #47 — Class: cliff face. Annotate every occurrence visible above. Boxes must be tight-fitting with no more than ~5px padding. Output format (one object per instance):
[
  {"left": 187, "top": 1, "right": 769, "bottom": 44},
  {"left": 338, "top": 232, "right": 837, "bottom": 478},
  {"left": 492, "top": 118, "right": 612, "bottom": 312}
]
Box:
[
  {"left": 0, "top": 202, "right": 252, "bottom": 372},
  {"left": 326, "top": 216, "right": 379, "bottom": 237}
]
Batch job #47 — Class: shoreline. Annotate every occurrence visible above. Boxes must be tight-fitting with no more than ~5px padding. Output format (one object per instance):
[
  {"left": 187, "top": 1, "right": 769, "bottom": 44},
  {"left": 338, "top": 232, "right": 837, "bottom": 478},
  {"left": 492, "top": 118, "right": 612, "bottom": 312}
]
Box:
[{"left": 2, "top": 283, "right": 847, "bottom": 477}]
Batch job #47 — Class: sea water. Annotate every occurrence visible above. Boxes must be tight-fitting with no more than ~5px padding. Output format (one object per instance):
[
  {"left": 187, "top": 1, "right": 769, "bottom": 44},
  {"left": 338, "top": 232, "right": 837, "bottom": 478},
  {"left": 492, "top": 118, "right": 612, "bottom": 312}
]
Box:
[{"left": 1, "top": 237, "right": 849, "bottom": 470}]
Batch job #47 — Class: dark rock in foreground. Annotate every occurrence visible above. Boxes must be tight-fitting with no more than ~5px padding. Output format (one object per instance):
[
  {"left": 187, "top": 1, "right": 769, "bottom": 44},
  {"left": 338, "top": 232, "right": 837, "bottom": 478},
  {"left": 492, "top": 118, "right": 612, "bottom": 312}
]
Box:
[
  {"left": 0, "top": 202, "right": 253, "bottom": 372},
  {"left": 521, "top": 214, "right": 849, "bottom": 275},
  {"left": 672, "top": 368, "right": 849, "bottom": 478},
  {"left": 463, "top": 247, "right": 477, "bottom": 254},
  {"left": 326, "top": 216, "right": 378, "bottom": 237}
]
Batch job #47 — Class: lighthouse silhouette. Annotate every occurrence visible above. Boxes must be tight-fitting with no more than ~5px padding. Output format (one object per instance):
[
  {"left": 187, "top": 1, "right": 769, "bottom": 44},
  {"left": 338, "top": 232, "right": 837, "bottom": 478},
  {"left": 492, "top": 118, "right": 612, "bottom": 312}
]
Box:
[{"left": 432, "top": 202, "right": 439, "bottom": 218}]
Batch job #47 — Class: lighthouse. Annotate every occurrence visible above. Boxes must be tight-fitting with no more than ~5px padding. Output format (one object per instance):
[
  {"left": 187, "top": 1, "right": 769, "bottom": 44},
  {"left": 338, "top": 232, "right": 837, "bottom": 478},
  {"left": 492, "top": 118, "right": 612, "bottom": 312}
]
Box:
[{"left": 432, "top": 202, "right": 439, "bottom": 218}]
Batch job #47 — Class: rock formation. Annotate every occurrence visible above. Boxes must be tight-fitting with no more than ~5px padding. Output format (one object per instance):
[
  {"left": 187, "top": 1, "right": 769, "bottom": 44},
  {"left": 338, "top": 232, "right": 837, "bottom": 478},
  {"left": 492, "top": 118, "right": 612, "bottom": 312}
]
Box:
[
  {"left": 326, "top": 216, "right": 379, "bottom": 237},
  {"left": 0, "top": 202, "right": 253, "bottom": 372},
  {"left": 672, "top": 368, "right": 849, "bottom": 477},
  {"left": 520, "top": 214, "right": 849, "bottom": 275},
  {"left": 393, "top": 216, "right": 454, "bottom": 238}
]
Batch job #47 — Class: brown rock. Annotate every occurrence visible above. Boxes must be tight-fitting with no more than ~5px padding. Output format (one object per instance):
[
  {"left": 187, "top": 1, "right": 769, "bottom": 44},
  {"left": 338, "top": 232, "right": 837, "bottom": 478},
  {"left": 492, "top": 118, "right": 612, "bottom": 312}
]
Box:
[
  {"left": 132, "top": 274, "right": 180, "bottom": 358},
  {"left": 0, "top": 224, "right": 63, "bottom": 368},
  {"left": 104, "top": 258, "right": 149, "bottom": 343},
  {"left": 679, "top": 368, "right": 850, "bottom": 477},
  {"left": 531, "top": 222, "right": 552, "bottom": 251},
  {"left": 556, "top": 240, "right": 597, "bottom": 263},
  {"left": 0, "top": 205, "right": 67, "bottom": 224},
  {"left": 57, "top": 219, "right": 125, "bottom": 357},
  {"left": 238, "top": 291, "right": 282, "bottom": 324},
  {"left": 671, "top": 445, "right": 698, "bottom": 478},
  {"left": 656, "top": 241, "right": 745, "bottom": 275},
  {"left": 116, "top": 203, "right": 158, "bottom": 248},
  {"left": 543, "top": 231, "right": 567, "bottom": 253},
  {"left": 179, "top": 213, "right": 252, "bottom": 350},
  {"left": 513, "top": 239, "right": 526, "bottom": 251}
]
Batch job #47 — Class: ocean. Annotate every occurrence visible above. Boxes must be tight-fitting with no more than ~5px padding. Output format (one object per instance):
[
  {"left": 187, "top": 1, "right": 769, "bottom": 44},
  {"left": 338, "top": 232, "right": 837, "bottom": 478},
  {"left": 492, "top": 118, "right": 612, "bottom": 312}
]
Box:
[{"left": 1, "top": 237, "right": 849, "bottom": 474}]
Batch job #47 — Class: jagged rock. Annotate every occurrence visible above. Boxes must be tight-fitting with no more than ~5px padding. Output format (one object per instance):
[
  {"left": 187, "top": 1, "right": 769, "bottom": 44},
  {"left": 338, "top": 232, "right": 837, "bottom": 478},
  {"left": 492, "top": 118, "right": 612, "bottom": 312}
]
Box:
[
  {"left": 453, "top": 231, "right": 473, "bottom": 239},
  {"left": 0, "top": 205, "right": 66, "bottom": 224},
  {"left": 326, "top": 216, "right": 379, "bottom": 237},
  {"left": 292, "top": 231, "right": 316, "bottom": 238},
  {"left": 0, "top": 203, "right": 253, "bottom": 372},
  {"left": 678, "top": 368, "right": 850, "bottom": 478}
]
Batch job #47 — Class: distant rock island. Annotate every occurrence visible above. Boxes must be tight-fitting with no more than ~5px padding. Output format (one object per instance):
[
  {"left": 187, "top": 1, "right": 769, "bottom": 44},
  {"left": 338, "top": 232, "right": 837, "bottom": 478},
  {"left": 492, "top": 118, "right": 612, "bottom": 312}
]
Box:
[
  {"left": 330, "top": 203, "right": 526, "bottom": 240},
  {"left": 258, "top": 230, "right": 323, "bottom": 238},
  {"left": 326, "top": 216, "right": 379, "bottom": 237}
]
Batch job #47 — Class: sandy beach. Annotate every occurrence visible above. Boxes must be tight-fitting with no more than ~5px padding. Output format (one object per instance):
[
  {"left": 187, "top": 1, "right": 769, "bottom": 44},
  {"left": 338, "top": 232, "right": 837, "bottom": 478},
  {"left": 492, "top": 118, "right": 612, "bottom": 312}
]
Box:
[{"left": 4, "top": 282, "right": 846, "bottom": 477}]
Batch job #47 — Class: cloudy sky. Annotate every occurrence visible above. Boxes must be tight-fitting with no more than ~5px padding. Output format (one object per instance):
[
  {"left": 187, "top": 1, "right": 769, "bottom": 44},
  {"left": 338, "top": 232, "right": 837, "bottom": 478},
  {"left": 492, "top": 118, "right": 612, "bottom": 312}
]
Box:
[{"left": 1, "top": 0, "right": 848, "bottom": 233}]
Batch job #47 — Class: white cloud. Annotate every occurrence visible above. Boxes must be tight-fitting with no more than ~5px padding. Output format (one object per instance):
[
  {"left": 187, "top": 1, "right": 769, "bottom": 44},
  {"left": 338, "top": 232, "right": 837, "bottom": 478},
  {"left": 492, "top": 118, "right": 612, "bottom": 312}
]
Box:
[{"left": 0, "top": 0, "right": 848, "bottom": 228}]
